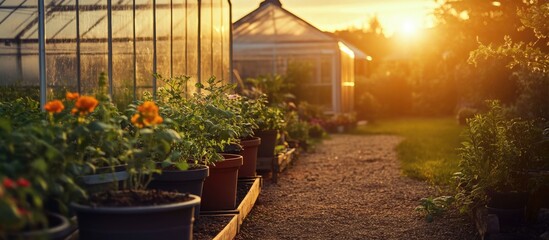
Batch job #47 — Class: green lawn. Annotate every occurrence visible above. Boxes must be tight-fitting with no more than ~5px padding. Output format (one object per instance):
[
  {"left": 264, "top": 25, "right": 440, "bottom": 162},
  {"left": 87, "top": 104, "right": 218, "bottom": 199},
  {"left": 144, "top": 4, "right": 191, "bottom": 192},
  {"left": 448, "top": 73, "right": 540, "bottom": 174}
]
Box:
[{"left": 352, "top": 117, "right": 465, "bottom": 186}]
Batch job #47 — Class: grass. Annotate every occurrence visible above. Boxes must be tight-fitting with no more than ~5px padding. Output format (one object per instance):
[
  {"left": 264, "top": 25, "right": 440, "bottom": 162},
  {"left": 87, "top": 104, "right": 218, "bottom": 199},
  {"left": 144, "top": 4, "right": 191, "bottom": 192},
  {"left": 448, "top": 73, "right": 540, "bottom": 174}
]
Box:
[{"left": 352, "top": 117, "right": 465, "bottom": 186}]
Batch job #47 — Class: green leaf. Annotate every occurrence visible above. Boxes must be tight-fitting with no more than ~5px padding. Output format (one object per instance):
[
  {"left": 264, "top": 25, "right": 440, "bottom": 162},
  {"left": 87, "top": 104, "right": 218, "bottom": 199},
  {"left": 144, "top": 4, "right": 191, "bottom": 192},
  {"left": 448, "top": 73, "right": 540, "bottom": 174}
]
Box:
[
  {"left": 31, "top": 158, "right": 47, "bottom": 172},
  {"left": 175, "top": 162, "right": 189, "bottom": 171},
  {"left": 89, "top": 121, "right": 112, "bottom": 131}
]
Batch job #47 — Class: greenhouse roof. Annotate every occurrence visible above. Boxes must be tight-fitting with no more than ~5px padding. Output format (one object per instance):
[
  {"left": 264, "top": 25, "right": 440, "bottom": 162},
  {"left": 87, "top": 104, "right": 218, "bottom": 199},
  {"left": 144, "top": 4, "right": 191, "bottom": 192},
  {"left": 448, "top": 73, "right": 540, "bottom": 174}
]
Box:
[
  {"left": 233, "top": 1, "right": 334, "bottom": 44},
  {"left": 234, "top": 0, "right": 371, "bottom": 60}
]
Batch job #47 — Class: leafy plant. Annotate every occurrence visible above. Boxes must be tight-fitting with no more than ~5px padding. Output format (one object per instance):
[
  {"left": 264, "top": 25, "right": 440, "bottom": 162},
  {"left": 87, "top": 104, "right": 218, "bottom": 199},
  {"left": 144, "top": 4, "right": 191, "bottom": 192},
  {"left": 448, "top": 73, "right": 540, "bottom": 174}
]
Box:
[
  {"left": 454, "top": 100, "right": 543, "bottom": 211},
  {"left": 415, "top": 195, "right": 454, "bottom": 222}
]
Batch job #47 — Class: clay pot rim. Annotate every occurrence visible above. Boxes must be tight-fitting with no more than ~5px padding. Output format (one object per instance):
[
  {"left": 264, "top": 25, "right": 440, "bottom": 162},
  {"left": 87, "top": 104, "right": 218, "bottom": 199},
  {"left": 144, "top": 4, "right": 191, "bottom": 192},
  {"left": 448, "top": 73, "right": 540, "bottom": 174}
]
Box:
[
  {"left": 210, "top": 154, "right": 244, "bottom": 168},
  {"left": 240, "top": 137, "right": 261, "bottom": 147}
]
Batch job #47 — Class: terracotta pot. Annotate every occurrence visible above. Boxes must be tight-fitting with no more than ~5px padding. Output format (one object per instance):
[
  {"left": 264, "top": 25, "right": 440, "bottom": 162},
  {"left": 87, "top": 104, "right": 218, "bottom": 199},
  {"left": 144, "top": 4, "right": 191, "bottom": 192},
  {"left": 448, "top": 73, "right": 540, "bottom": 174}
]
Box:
[
  {"left": 72, "top": 193, "right": 200, "bottom": 240},
  {"left": 255, "top": 130, "right": 278, "bottom": 158},
  {"left": 8, "top": 213, "right": 71, "bottom": 240},
  {"left": 201, "top": 154, "right": 243, "bottom": 211},
  {"left": 148, "top": 164, "right": 209, "bottom": 219},
  {"left": 238, "top": 137, "right": 261, "bottom": 178}
]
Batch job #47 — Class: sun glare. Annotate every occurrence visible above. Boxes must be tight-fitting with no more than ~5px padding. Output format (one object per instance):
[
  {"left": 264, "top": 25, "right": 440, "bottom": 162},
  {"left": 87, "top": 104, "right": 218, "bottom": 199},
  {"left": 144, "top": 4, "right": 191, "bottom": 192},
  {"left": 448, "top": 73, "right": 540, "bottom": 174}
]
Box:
[{"left": 400, "top": 21, "right": 418, "bottom": 36}]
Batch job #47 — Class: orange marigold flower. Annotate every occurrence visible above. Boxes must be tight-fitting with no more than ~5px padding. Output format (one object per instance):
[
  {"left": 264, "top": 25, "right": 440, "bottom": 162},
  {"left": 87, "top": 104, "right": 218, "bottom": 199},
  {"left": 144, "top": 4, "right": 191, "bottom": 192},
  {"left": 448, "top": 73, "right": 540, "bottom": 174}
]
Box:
[
  {"left": 66, "top": 92, "right": 80, "bottom": 100},
  {"left": 2, "top": 177, "right": 16, "bottom": 189},
  {"left": 132, "top": 101, "right": 163, "bottom": 128},
  {"left": 16, "top": 178, "right": 30, "bottom": 188},
  {"left": 44, "top": 100, "right": 65, "bottom": 113},
  {"left": 72, "top": 96, "right": 98, "bottom": 115},
  {"left": 131, "top": 113, "right": 143, "bottom": 128}
]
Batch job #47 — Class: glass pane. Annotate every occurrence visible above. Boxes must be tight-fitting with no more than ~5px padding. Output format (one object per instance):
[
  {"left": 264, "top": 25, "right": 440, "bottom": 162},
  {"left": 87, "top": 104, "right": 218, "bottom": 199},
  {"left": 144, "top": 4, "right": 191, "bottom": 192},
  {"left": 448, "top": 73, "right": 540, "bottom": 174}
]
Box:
[
  {"left": 135, "top": 0, "right": 154, "bottom": 98},
  {"left": 80, "top": 0, "right": 108, "bottom": 95},
  {"left": 200, "top": 0, "right": 212, "bottom": 82},
  {"left": 222, "top": 0, "right": 231, "bottom": 83},
  {"left": 172, "top": 0, "right": 186, "bottom": 77},
  {"left": 156, "top": 0, "right": 172, "bottom": 86},
  {"left": 45, "top": 1, "right": 77, "bottom": 99},
  {"left": 0, "top": 4, "right": 40, "bottom": 101},
  {"left": 186, "top": 0, "right": 199, "bottom": 94},
  {"left": 211, "top": 0, "right": 222, "bottom": 81},
  {"left": 112, "top": 0, "right": 135, "bottom": 108}
]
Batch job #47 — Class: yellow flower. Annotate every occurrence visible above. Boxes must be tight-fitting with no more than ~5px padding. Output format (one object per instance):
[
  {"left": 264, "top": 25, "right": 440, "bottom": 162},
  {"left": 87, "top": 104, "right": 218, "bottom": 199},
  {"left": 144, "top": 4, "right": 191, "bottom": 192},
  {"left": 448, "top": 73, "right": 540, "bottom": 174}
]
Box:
[
  {"left": 66, "top": 92, "right": 80, "bottom": 101},
  {"left": 72, "top": 96, "right": 98, "bottom": 115},
  {"left": 44, "top": 100, "right": 65, "bottom": 113},
  {"left": 132, "top": 101, "right": 163, "bottom": 128}
]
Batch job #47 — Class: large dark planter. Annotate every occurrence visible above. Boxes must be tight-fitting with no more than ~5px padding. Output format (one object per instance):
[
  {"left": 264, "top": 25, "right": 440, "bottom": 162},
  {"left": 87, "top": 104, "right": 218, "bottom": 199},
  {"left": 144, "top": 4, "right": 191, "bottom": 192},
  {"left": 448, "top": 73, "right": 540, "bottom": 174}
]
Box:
[
  {"left": 486, "top": 191, "right": 529, "bottom": 226},
  {"left": 239, "top": 137, "right": 261, "bottom": 178},
  {"left": 72, "top": 194, "right": 200, "bottom": 240},
  {"left": 148, "top": 165, "right": 209, "bottom": 219},
  {"left": 201, "top": 154, "right": 243, "bottom": 211},
  {"left": 255, "top": 130, "right": 277, "bottom": 158},
  {"left": 7, "top": 213, "right": 71, "bottom": 240},
  {"left": 80, "top": 165, "right": 128, "bottom": 194}
]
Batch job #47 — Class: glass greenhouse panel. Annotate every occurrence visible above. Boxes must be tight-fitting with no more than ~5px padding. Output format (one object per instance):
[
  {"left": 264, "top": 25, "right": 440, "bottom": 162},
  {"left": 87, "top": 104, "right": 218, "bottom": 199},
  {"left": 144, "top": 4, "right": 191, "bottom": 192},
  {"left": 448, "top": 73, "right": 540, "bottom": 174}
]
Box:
[
  {"left": 135, "top": 0, "right": 154, "bottom": 97},
  {"left": 112, "top": 0, "right": 134, "bottom": 106},
  {"left": 172, "top": 0, "right": 186, "bottom": 77},
  {"left": 156, "top": 0, "right": 172, "bottom": 84},
  {"left": 222, "top": 0, "right": 231, "bottom": 82},
  {"left": 212, "top": 0, "right": 222, "bottom": 81},
  {"left": 0, "top": 0, "right": 232, "bottom": 105},
  {"left": 45, "top": 0, "right": 77, "bottom": 99},
  {"left": 79, "top": 0, "right": 108, "bottom": 95},
  {"left": 186, "top": 0, "right": 198, "bottom": 94},
  {"left": 200, "top": 0, "right": 212, "bottom": 82}
]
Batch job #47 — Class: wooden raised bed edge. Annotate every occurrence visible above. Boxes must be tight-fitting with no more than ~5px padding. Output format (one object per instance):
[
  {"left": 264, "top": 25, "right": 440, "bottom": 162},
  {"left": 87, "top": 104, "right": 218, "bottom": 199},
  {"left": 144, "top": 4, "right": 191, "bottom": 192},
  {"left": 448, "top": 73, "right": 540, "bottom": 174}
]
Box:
[
  {"left": 257, "top": 148, "right": 297, "bottom": 183},
  {"left": 236, "top": 177, "right": 262, "bottom": 226},
  {"left": 211, "top": 214, "right": 239, "bottom": 240}
]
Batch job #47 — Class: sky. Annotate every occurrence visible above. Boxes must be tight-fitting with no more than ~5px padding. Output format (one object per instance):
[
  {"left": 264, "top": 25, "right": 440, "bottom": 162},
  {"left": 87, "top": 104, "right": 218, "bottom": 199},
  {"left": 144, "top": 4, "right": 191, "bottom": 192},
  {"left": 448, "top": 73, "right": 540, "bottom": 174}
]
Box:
[{"left": 231, "top": 0, "right": 439, "bottom": 35}]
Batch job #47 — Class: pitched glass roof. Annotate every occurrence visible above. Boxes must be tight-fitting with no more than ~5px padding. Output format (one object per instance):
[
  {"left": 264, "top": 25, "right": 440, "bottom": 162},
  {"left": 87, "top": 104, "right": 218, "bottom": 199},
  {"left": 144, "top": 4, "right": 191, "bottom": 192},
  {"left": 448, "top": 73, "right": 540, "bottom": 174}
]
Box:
[{"left": 233, "top": 3, "right": 334, "bottom": 44}]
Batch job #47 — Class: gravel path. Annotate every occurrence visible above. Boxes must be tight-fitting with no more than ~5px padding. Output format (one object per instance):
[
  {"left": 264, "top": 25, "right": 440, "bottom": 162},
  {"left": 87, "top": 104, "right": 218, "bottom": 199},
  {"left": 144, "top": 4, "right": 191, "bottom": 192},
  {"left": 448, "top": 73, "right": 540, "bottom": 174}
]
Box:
[{"left": 236, "top": 134, "right": 477, "bottom": 240}]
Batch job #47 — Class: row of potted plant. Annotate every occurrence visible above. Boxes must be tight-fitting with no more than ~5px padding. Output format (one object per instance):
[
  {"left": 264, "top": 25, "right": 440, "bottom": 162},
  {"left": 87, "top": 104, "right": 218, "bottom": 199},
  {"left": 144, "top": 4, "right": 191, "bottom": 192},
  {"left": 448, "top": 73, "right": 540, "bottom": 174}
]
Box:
[{"left": 0, "top": 74, "right": 287, "bottom": 239}]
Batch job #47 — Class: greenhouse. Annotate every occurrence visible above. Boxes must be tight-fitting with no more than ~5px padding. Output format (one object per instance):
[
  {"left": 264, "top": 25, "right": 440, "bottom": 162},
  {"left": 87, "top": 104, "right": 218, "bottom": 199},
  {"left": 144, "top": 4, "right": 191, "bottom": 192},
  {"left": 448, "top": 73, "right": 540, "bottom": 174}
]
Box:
[
  {"left": 232, "top": 0, "right": 370, "bottom": 113},
  {"left": 0, "top": 0, "right": 232, "bottom": 107}
]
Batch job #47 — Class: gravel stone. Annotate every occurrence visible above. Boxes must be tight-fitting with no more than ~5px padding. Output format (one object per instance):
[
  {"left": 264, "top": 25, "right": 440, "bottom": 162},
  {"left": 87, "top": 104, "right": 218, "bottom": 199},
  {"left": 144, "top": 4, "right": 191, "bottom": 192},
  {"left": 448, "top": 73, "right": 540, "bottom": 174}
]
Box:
[{"left": 236, "top": 134, "right": 477, "bottom": 240}]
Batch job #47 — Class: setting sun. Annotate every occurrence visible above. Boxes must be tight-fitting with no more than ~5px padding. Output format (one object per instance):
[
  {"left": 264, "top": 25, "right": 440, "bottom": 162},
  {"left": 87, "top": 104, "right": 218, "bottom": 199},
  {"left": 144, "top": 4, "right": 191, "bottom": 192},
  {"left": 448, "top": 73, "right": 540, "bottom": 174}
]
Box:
[{"left": 399, "top": 20, "right": 419, "bottom": 36}]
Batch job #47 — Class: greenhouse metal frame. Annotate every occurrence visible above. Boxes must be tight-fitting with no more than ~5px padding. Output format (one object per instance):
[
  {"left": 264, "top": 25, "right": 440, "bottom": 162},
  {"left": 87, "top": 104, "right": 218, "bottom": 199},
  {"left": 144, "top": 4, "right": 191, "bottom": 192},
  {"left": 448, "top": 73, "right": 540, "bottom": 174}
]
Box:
[{"left": 0, "top": 0, "right": 233, "bottom": 108}]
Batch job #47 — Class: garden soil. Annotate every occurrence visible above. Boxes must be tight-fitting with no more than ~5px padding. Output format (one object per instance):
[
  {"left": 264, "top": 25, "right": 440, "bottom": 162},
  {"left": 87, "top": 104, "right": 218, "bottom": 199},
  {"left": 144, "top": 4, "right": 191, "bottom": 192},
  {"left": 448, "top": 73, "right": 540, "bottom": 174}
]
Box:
[{"left": 236, "top": 134, "right": 477, "bottom": 240}]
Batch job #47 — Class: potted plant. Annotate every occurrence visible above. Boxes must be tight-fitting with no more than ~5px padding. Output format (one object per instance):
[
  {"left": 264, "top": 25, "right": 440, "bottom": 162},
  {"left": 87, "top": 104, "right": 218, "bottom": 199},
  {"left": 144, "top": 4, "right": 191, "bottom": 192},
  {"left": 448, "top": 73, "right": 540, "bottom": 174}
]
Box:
[
  {"left": 228, "top": 93, "right": 262, "bottom": 178},
  {"left": 0, "top": 115, "right": 82, "bottom": 239},
  {"left": 246, "top": 95, "right": 286, "bottom": 158},
  {"left": 0, "top": 176, "right": 70, "bottom": 240},
  {"left": 455, "top": 101, "right": 543, "bottom": 226},
  {"left": 70, "top": 100, "right": 201, "bottom": 240},
  {"left": 188, "top": 77, "right": 244, "bottom": 211}
]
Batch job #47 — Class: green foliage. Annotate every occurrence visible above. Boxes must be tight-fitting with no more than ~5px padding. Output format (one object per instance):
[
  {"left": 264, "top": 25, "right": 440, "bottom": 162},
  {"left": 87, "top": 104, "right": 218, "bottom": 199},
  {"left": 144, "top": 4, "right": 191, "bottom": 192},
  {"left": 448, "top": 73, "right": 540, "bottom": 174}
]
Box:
[
  {"left": 285, "top": 111, "right": 310, "bottom": 144},
  {"left": 0, "top": 97, "right": 43, "bottom": 128},
  {"left": 455, "top": 101, "right": 544, "bottom": 211},
  {"left": 415, "top": 195, "right": 454, "bottom": 222}
]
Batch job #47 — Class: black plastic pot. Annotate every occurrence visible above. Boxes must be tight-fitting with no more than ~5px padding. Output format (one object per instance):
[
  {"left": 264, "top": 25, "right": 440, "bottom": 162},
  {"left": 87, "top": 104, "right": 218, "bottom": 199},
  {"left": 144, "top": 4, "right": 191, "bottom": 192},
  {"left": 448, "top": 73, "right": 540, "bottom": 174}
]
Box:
[
  {"left": 255, "top": 130, "right": 278, "bottom": 158},
  {"left": 72, "top": 194, "right": 200, "bottom": 240},
  {"left": 148, "top": 165, "right": 209, "bottom": 219},
  {"left": 80, "top": 165, "right": 128, "bottom": 194},
  {"left": 486, "top": 191, "right": 529, "bottom": 226},
  {"left": 8, "top": 213, "right": 71, "bottom": 240}
]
